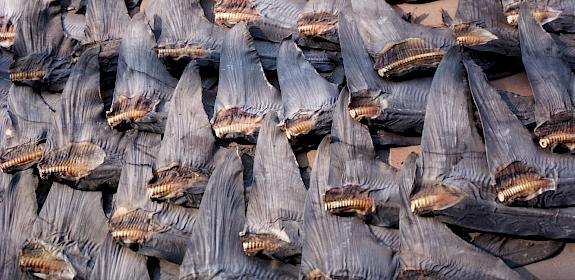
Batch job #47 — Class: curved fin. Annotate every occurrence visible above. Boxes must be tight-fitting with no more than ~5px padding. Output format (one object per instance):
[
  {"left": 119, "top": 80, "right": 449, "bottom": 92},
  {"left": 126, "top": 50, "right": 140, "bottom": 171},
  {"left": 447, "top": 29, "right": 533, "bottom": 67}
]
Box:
[{"left": 84, "top": 0, "right": 131, "bottom": 44}]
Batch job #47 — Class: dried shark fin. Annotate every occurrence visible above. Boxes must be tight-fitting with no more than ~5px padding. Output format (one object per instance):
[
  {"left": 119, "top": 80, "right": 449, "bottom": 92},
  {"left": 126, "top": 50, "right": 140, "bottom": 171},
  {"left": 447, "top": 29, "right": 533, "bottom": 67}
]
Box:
[
  {"left": 22, "top": 183, "right": 108, "bottom": 279},
  {"left": 38, "top": 46, "right": 129, "bottom": 190},
  {"left": 107, "top": 13, "right": 178, "bottom": 133},
  {"left": 212, "top": 23, "right": 281, "bottom": 143},
  {"left": 11, "top": 0, "right": 76, "bottom": 92},
  {"left": 0, "top": 171, "right": 38, "bottom": 279},
  {"left": 352, "top": 0, "right": 454, "bottom": 79},
  {"left": 84, "top": 0, "right": 130, "bottom": 45},
  {"left": 110, "top": 132, "right": 198, "bottom": 264},
  {"left": 450, "top": 0, "right": 519, "bottom": 56},
  {"left": 0, "top": 86, "right": 52, "bottom": 173},
  {"left": 151, "top": 0, "right": 224, "bottom": 67},
  {"left": 375, "top": 37, "right": 446, "bottom": 79},
  {"left": 339, "top": 11, "right": 431, "bottom": 135},
  {"left": 89, "top": 235, "right": 150, "bottom": 280},
  {"left": 398, "top": 153, "right": 523, "bottom": 280},
  {"left": 470, "top": 233, "right": 564, "bottom": 268},
  {"left": 465, "top": 57, "right": 575, "bottom": 208},
  {"left": 301, "top": 137, "right": 397, "bottom": 279},
  {"left": 499, "top": 89, "right": 536, "bottom": 126},
  {"left": 0, "top": 0, "right": 24, "bottom": 49},
  {"left": 180, "top": 149, "right": 298, "bottom": 279},
  {"left": 520, "top": 4, "right": 575, "bottom": 153},
  {"left": 277, "top": 38, "right": 338, "bottom": 140},
  {"left": 148, "top": 62, "right": 218, "bottom": 207},
  {"left": 326, "top": 88, "right": 400, "bottom": 227},
  {"left": 240, "top": 113, "right": 306, "bottom": 262},
  {"left": 214, "top": 0, "right": 306, "bottom": 42},
  {"left": 297, "top": 0, "right": 350, "bottom": 44}
]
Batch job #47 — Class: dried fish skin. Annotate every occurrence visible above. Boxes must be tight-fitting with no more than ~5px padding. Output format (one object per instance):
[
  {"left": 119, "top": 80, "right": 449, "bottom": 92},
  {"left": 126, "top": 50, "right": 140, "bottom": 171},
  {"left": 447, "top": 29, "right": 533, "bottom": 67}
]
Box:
[
  {"left": 352, "top": 0, "right": 454, "bottom": 79},
  {"left": 277, "top": 39, "right": 339, "bottom": 140},
  {"left": 23, "top": 183, "right": 109, "bottom": 279},
  {"left": 213, "top": 0, "right": 306, "bottom": 42},
  {"left": 10, "top": 0, "right": 76, "bottom": 92},
  {"left": 149, "top": 62, "right": 218, "bottom": 208},
  {"left": 465, "top": 57, "right": 575, "bottom": 208},
  {"left": 212, "top": 23, "right": 281, "bottom": 143},
  {"left": 0, "top": 170, "right": 39, "bottom": 280},
  {"left": 301, "top": 137, "right": 397, "bottom": 279},
  {"left": 89, "top": 235, "right": 150, "bottom": 280},
  {"left": 398, "top": 154, "right": 523, "bottom": 280},
  {"left": 38, "top": 47, "right": 129, "bottom": 190},
  {"left": 339, "top": 11, "right": 431, "bottom": 135},
  {"left": 374, "top": 38, "right": 446, "bottom": 79},
  {"left": 111, "top": 132, "right": 197, "bottom": 264},
  {"left": 470, "top": 233, "right": 564, "bottom": 268},
  {"left": 297, "top": 0, "right": 350, "bottom": 43},
  {"left": 149, "top": 0, "right": 224, "bottom": 67},
  {"left": 0, "top": 86, "right": 52, "bottom": 173},
  {"left": 520, "top": 4, "right": 575, "bottom": 153},
  {"left": 108, "top": 13, "right": 178, "bottom": 134},
  {"left": 19, "top": 240, "right": 77, "bottom": 280},
  {"left": 494, "top": 161, "right": 555, "bottom": 204},
  {"left": 0, "top": 0, "right": 24, "bottom": 49},
  {"left": 240, "top": 113, "right": 306, "bottom": 262},
  {"left": 180, "top": 149, "right": 298, "bottom": 279}
]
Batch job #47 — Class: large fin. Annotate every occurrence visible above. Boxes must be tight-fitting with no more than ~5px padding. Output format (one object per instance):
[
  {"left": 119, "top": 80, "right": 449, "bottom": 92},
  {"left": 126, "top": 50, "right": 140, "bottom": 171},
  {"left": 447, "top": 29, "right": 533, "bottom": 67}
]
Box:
[
  {"left": 180, "top": 148, "right": 298, "bottom": 279},
  {"left": 241, "top": 113, "right": 306, "bottom": 262},
  {"left": 300, "top": 137, "right": 397, "bottom": 279},
  {"left": 149, "top": 62, "right": 218, "bottom": 207}
]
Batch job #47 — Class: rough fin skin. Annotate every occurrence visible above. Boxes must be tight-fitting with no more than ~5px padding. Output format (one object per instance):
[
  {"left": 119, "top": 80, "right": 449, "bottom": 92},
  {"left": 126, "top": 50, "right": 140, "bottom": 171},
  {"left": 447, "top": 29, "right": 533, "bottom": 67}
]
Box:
[
  {"left": 277, "top": 38, "right": 339, "bottom": 141},
  {"left": 10, "top": 0, "right": 76, "bottom": 92},
  {"left": 211, "top": 23, "right": 281, "bottom": 143},
  {"left": 297, "top": 0, "right": 350, "bottom": 43},
  {"left": 149, "top": 62, "right": 218, "bottom": 207},
  {"left": 398, "top": 154, "right": 523, "bottom": 280},
  {"left": 240, "top": 113, "right": 306, "bottom": 262},
  {"left": 38, "top": 47, "right": 129, "bottom": 190},
  {"left": 110, "top": 132, "right": 198, "bottom": 264},
  {"left": 89, "top": 235, "right": 150, "bottom": 280},
  {"left": 107, "top": 14, "right": 178, "bottom": 133},
  {"left": 23, "top": 183, "right": 109, "bottom": 279},
  {"left": 180, "top": 149, "right": 298, "bottom": 279},
  {"left": 375, "top": 38, "right": 446, "bottom": 78},
  {"left": 301, "top": 137, "right": 397, "bottom": 279}
]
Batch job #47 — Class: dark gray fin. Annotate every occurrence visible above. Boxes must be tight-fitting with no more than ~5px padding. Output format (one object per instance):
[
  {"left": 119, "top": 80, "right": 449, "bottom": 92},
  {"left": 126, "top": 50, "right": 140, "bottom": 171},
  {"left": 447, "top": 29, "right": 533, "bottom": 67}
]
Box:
[
  {"left": 150, "top": 62, "right": 218, "bottom": 208},
  {"left": 520, "top": 3, "right": 575, "bottom": 153},
  {"left": 277, "top": 38, "right": 339, "bottom": 140},
  {"left": 368, "top": 225, "right": 400, "bottom": 252},
  {"left": 180, "top": 149, "right": 298, "bottom": 279},
  {"left": 300, "top": 137, "right": 397, "bottom": 279},
  {"left": 352, "top": 0, "right": 453, "bottom": 79},
  {"left": 38, "top": 47, "right": 129, "bottom": 190},
  {"left": 0, "top": 50, "right": 12, "bottom": 95},
  {"left": 124, "top": 0, "right": 141, "bottom": 11},
  {"left": 214, "top": 0, "right": 306, "bottom": 43},
  {"left": 453, "top": 0, "right": 519, "bottom": 56},
  {"left": 241, "top": 113, "right": 306, "bottom": 262},
  {"left": 339, "top": 11, "right": 431, "bottom": 134},
  {"left": 84, "top": 0, "right": 130, "bottom": 44},
  {"left": 0, "top": 86, "right": 52, "bottom": 173},
  {"left": 470, "top": 233, "right": 564, "bottom": 268},
  {"left": 551, "top": 33, "right": 575, "bottom": 70},
  {"left": 107, "top": 13, "right": 177, "bottom": 134},
  {"left": 498, "top": 90, "right": 536, "bottom": 126},
  {"left": 296, "top": 0, "right": 350, "bottom": 44},
  {"left": 0, "top": 0, "right": 24, "bottom": 49},
  {"left": 371, "top": 129, "right": 421, "bottom": 148},
  {"left": 24, "top": 182, "right": 108, "bottom": 279},
  {"left": 212, "top": 23, "right": 281, "bottom": 143},
  {"left": 90, "top": 235, "right": 150, "bottom": 280},
  {"left": 0, "top": 171, "right": 38, "bottom": 280},
  {"left": 398, "top": 153, "right": 523, "bottom": 280},
  {"left": 253, "top": 38, "right": 340, "bottom": 72},
  {"left": 62, "top": 13, "right": 86, "bottom": 42},
  {"left": 110, "top": 132, "right": 197, "bottom": 264},
  {"left": 326, "top": 88, "right": 400, "bottom": 227},
  {"left": 151, "top": 0, "right": 224, "bottom": 67},
  {"left": 465, "top": 57, "right": 575, "bottom": 208},
  {"left": 419, "top": 49, "right": 487, "bottom": 185},
  {"left": 10, "top": 0, "right": 75, "bottom": 92}
]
